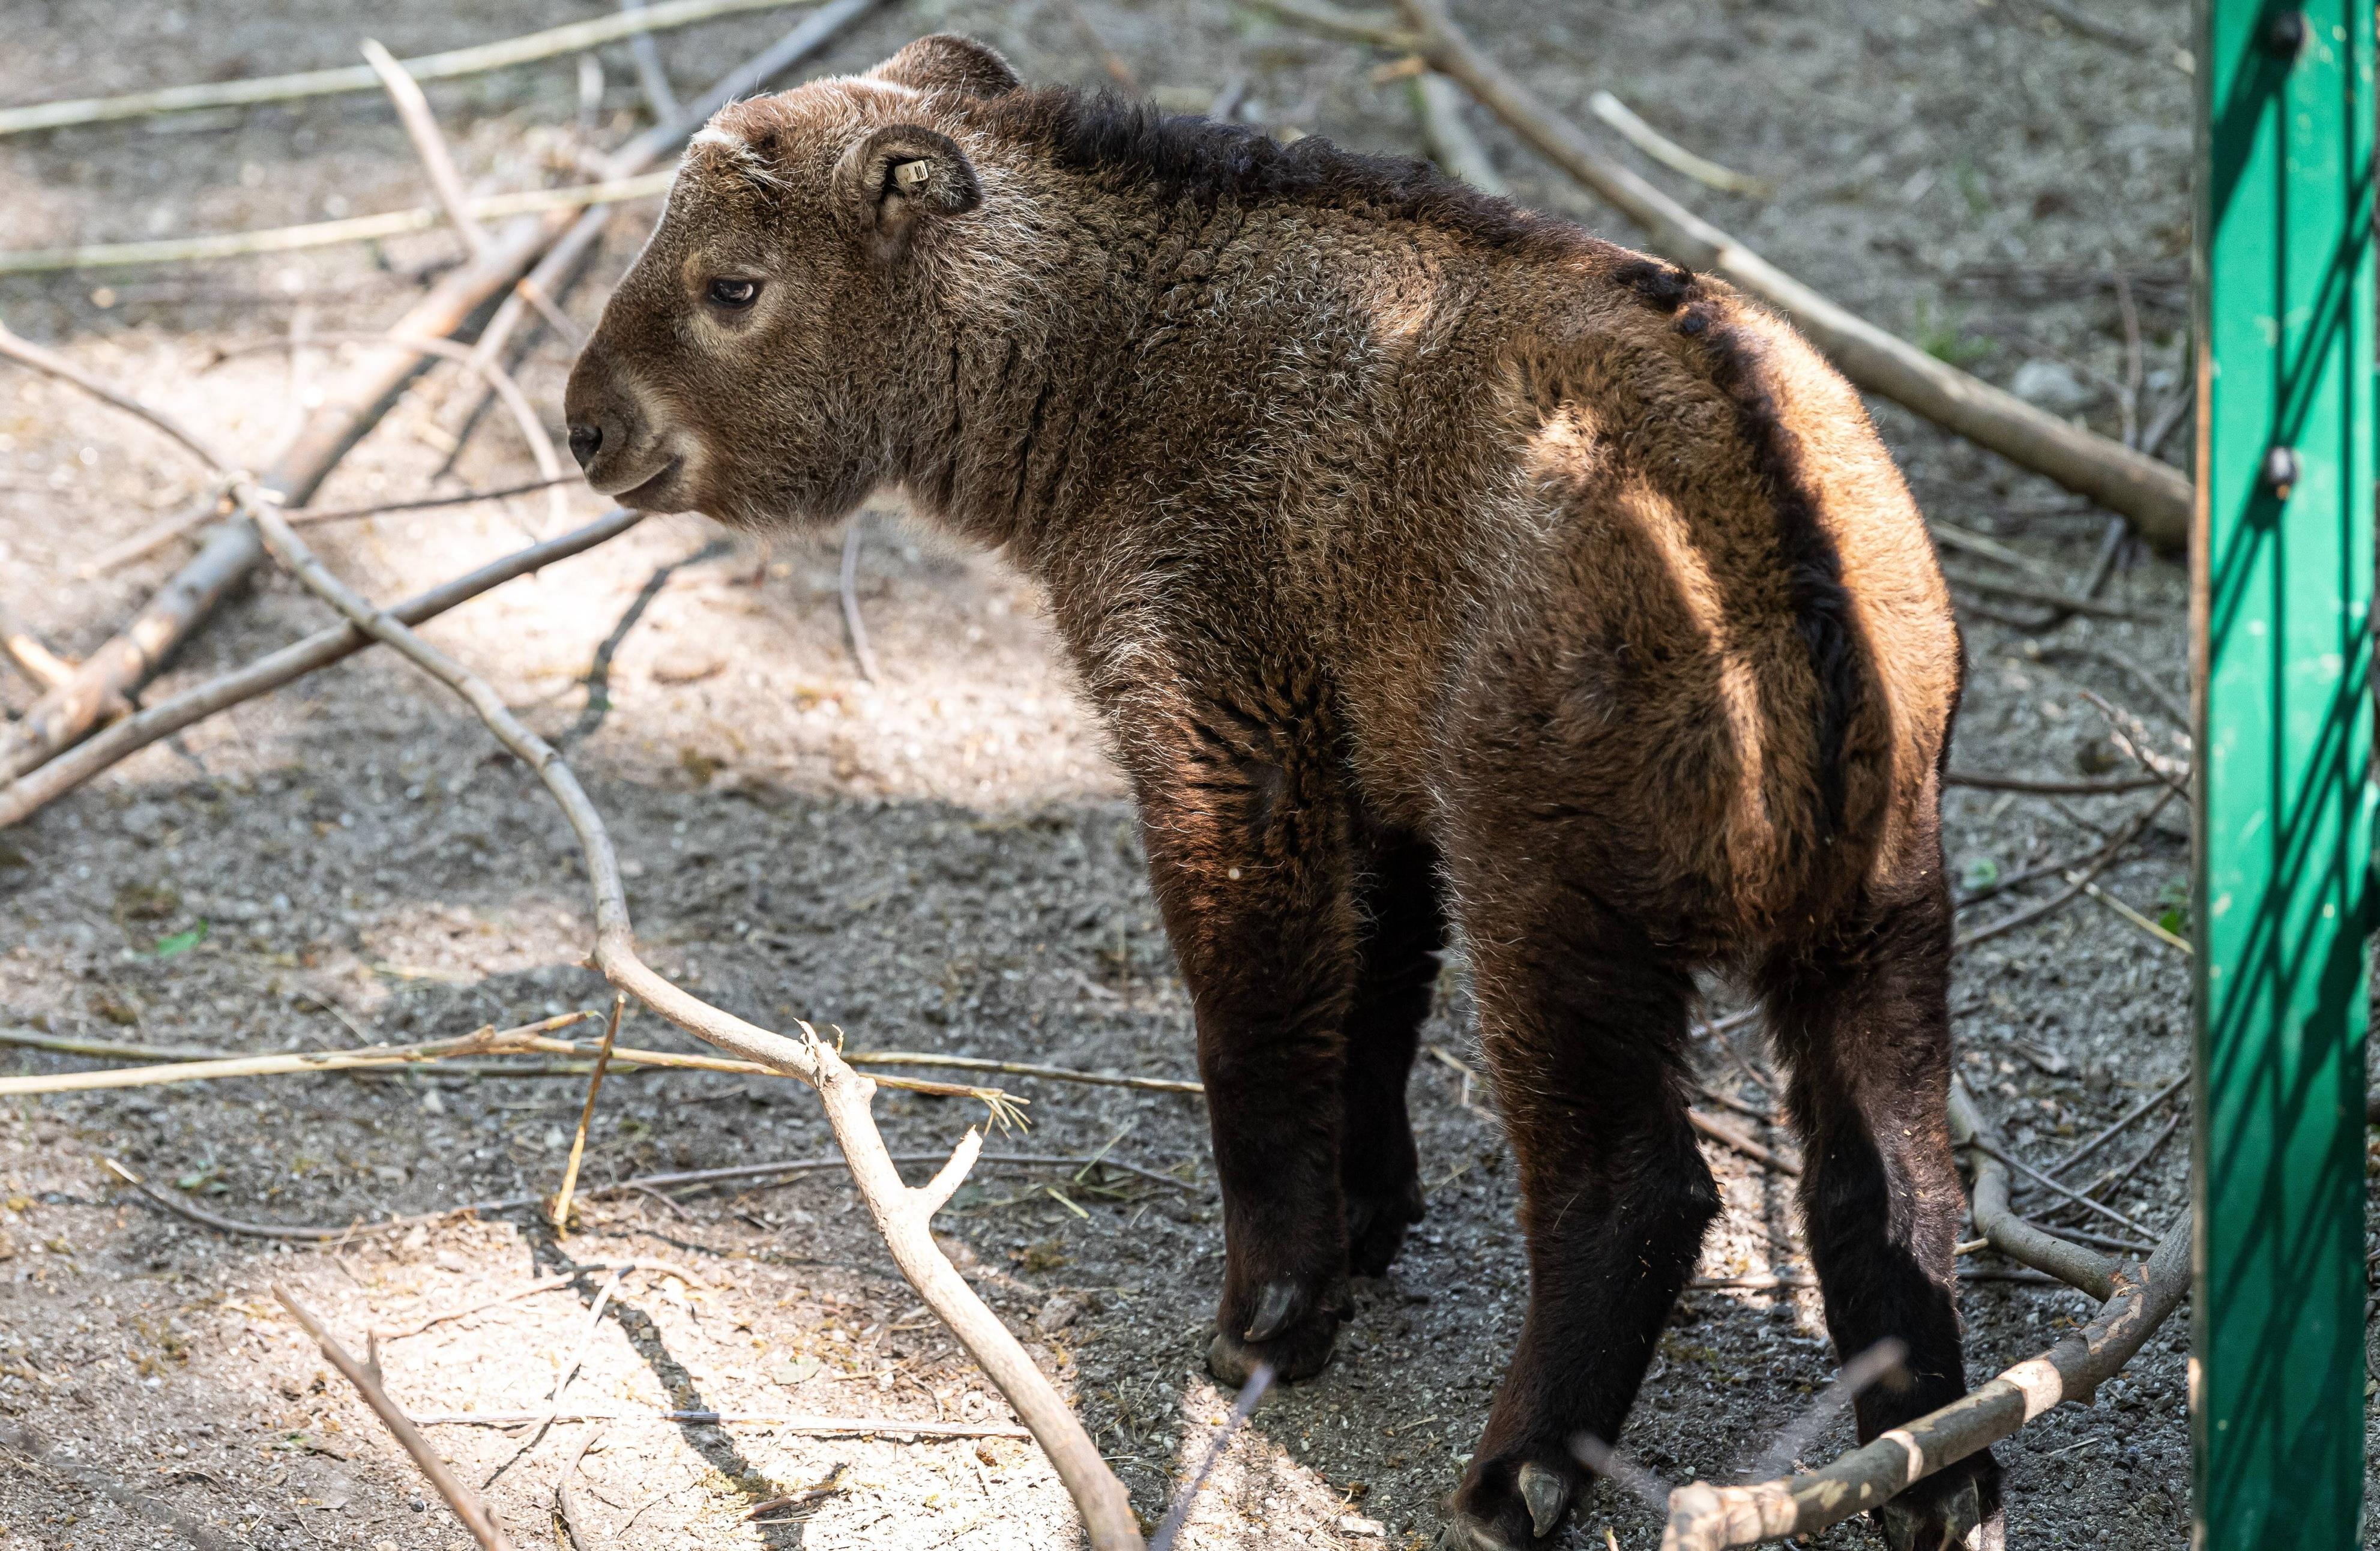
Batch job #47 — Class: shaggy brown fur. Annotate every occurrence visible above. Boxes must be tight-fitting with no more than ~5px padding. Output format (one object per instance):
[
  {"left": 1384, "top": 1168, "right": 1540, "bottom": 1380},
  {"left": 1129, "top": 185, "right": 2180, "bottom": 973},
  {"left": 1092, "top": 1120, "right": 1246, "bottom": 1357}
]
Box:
[{"left": 565, "top": 37, "right": 1993, "bottom": 1550}]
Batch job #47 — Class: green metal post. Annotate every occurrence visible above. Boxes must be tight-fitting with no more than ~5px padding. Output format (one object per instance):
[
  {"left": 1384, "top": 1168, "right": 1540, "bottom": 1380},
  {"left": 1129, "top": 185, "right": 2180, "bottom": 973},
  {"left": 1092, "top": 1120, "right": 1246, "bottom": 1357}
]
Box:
[{"left": 2192, "top": 1, "right": 2375, "bottom": 1546}]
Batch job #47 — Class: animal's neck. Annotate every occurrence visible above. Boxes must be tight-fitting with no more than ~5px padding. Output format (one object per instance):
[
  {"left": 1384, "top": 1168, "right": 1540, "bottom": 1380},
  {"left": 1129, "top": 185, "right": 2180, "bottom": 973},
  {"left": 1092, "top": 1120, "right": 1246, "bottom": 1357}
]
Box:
[{"left": 894, "top": 190, "right": 1216, "bottom": 564}]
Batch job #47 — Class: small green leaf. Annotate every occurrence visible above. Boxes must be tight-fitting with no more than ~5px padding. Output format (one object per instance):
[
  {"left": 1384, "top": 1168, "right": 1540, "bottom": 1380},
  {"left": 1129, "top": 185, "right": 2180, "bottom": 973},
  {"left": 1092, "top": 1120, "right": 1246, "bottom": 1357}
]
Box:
[
  {"left": 151, "top": 920, "right": 209, "bottom": 958},
  {"left": 173, "top": 1170, "right": 212, "bottom": 1191},
  {"left": 1959, "top": 857, "right": 1999, "bottom": 891}
]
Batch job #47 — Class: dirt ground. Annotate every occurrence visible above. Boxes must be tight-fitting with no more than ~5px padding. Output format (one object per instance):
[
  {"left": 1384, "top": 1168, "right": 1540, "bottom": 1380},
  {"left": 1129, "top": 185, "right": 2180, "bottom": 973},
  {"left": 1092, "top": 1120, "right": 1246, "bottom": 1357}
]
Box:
[{"left": 1, "top": 1, "right": 2370, "bottom": 1547}]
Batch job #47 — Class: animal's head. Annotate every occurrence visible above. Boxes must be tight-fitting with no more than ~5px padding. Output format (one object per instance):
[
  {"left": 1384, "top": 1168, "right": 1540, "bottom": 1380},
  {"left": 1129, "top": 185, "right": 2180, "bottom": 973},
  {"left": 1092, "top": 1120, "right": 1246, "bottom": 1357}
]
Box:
[{"left": 564, "top": 35, "right": 1023, "bottom": 526}]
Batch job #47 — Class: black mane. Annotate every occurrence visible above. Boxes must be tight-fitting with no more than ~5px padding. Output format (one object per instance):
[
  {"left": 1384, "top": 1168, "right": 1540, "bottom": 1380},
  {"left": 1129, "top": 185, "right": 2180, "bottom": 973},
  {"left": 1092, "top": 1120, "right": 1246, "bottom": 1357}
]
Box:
[{"left": 980, "top": 86, "right": 1573, "bottom": 254}]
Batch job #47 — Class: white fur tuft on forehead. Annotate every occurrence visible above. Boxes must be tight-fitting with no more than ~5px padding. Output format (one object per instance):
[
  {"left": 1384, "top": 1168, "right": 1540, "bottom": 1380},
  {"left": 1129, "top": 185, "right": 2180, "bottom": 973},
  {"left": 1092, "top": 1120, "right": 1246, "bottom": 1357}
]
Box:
[{"left": 687, "top": 118, "right": 787, "bottom": 189}]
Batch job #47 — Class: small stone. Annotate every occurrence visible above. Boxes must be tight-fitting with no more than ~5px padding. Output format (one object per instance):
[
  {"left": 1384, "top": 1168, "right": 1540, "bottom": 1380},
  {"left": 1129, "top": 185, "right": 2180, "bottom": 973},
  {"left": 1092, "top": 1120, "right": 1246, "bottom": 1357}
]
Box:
[
  {"left": 0, "top": 1229, "right": 14, "bottom": 1260},
  {"left": 1035, "top": 1293, "right": 1088, "bottom": 1334},
  {"left": 2010, "top": 359, "right": 2097, "bottom": 415},
  {"left": 652, "top": 645, "right": 727, "bottom": 685},
  {"left": 1336, "top": 1516, "right": 1386, "bottom": 1538}
]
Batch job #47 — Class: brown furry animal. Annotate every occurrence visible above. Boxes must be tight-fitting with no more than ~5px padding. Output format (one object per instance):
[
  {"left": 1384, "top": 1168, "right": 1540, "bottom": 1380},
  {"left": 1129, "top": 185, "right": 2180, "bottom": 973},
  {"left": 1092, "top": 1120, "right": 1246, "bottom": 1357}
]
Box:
[{"left": 565, "top": 37, "right": 1993, "bottom": 1551}]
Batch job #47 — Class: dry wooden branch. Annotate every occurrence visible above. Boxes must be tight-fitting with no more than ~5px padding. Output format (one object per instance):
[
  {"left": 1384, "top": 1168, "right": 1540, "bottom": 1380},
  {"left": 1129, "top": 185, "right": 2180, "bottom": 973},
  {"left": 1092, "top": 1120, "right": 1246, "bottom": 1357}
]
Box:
[
  {"left": 1386, "top": 0, "right": 2192, "bottom": 544},
  {"left": 1585, "top": 92, "right": 1770, "bottom": 198},
  {"left": 0, "top": 0, "right": 830, "bottom": 136},
  {"left": 621, "top": 0, "right": 684, "bottom": 122},
  {"left": 0, "top": 507, "right": 641, "bottom": 828},
  {"left": 1658, "top": 1213, "right": 2188, "bottom": 1550},
  {"left": 1948, "top": 1077, "right": 2118, "bottom": 1299},
  {"left": 361, "top": 39, "right": 492, "bottom": 261},
  {"left": 0, "top": 173, "right": 674, "bottom": 274},
  {"left": 552, "top": 993, "right": 627, "bottom": 1233},
  {"left": 275, "top": 1284, "right": 518, "bottom": 1551},
  {"left": 249, "top": 507, "right": 1145, "bottom": 1551},
  {"left": 1411, "top": 70, "right": 1503, "bottom": 191},
  {"left": 0, "top": 597, "right": 76, "bottom": 690},
  {"left": 1689, "top": 1109, "right": 1800, "bottom": 1176}
]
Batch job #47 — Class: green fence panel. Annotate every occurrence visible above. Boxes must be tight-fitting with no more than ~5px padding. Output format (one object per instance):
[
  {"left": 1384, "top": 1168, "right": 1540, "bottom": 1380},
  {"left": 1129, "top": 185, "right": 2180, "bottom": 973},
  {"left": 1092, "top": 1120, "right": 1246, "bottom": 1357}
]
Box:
[{"left": 2192, "top": 1, "right": 2375, "bottom": 1546}]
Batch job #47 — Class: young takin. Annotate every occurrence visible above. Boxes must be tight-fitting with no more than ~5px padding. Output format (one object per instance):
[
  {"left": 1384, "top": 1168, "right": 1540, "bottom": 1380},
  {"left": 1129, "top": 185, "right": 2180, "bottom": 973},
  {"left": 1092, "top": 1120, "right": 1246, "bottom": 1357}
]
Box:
[{"left": 564, "top": 35, "right": 1989, "bottom": 1551}]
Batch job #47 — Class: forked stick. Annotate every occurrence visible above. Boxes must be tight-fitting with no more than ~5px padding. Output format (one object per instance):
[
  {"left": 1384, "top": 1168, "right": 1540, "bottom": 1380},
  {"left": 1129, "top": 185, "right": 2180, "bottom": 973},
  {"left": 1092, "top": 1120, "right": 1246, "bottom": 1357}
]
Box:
[
  {"left": 274, "top": 1284, "right": 517, "bottom": 1551},
  {"left": 248, "top": 506, "right": 1145, "bottom": 1551},
  {"left": 1948, "top": 1077, "right": 2118, "bottom": 1299}
]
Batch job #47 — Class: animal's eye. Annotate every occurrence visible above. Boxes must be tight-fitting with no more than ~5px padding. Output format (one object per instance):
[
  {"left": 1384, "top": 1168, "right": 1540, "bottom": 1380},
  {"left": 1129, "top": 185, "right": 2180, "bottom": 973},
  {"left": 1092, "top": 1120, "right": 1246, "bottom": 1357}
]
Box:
[{"left": 705, "top": 277, "right": 760, "bottom": 310}]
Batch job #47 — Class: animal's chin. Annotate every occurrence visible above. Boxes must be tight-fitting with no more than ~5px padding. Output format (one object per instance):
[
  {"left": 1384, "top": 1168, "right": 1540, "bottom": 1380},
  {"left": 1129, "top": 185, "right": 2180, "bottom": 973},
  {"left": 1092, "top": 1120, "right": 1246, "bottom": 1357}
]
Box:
[{"left": 607, "top": 456, "right": 685, "bottom": 511}]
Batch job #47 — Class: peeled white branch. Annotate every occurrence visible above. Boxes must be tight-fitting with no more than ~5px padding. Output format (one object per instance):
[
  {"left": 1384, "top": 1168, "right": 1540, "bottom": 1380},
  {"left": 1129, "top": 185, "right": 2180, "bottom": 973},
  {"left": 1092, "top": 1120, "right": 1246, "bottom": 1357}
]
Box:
[{"left": 249, "top": 506, "right": 1145, "bottom": 1551}]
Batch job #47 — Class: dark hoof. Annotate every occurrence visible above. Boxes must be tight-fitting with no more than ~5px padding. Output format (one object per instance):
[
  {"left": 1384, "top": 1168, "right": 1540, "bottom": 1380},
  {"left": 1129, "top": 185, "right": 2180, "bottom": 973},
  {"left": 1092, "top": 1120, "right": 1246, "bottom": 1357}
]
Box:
[
  {"left": 1442, "top": 1456, "right": 1576, "bottom": 1549},
  {"left": 1345, "top": 1181, "right": 1424, "bottom": 1277},
  {"left": 1205, "top": 1278, "right": 1344, "bottom": 1386},
  {"left": 1878, "top": 1454, "right": 2004, "bottom": 1551}
]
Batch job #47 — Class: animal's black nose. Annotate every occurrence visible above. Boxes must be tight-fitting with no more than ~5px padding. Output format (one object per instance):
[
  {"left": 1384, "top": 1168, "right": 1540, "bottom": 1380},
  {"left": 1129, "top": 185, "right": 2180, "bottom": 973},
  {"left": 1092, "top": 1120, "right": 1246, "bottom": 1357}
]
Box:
[{"left": 567, "top": 423, "right": 602, "bottom": 469}]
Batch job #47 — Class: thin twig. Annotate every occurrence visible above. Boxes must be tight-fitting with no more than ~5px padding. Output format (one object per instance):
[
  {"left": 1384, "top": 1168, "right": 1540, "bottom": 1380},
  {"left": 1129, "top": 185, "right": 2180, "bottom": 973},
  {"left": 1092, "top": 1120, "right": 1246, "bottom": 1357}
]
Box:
[
  {"left": 552, "top": 993, "right": 626, "bottom": 1233},
  {"left": 1149, "top": 1363, "right": 1275, "bottom": 1551},
  {"left": 1948, "top": 1077, "right": 2119, "bottom": 1298},
  {"left": 0, "top": 173, "right": 674, "bottom": 274},
  {"left": 839, "top": 511, "right": 880, "bottom": 684},
  {"left": 289, "top": 475, "right": 582, "bottom": 528},
  {"left": 2046, "top": 1074, "right": 2187, "bottom": 1179},
  {"left": 1945, "top": 768, "right": 2165, "bottom": 797},
  {"left": 553, "top": 1425, "right": 602, "bottom": 1551},
  {"left": 1585, "top": 91, "right": 1770, "bottom": 197},
  {"left": 840, "top": 1049, "right": 1203, "bottom": 1096},
  {"left": 106, "top": 1151, "right": 1199, "bottom": 1244},
  {"left": 0, "top": 321, "right": 232, "bottom": 472},
  {"left": 412, "top": 1411, "right": 1033, "bottom": 1438},
  {"left": 1942, "top": 567, "right": 2153, "bottom": 621},
  {"left": 71, "top": 481, "right": 237, "bottom": 578},
  {"left": 362, "top": 39, "right": 492, "bottom": 261},
  {"left": 275, "top": 1284, "right": 518, "bottom": 1551},
  {"left": 0, "top": 0, "right": 839, "bottom": 136},
  {"left": 0, "top": 1014, "right": 597, "bottom": 1095}
]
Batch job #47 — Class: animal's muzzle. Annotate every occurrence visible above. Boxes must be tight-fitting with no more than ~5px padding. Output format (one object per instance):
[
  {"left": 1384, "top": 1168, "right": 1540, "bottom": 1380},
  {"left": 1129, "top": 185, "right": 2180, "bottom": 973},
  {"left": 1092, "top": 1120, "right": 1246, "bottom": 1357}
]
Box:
[{"left": 561, "top": 338, "right": 668, "bottom": 499}]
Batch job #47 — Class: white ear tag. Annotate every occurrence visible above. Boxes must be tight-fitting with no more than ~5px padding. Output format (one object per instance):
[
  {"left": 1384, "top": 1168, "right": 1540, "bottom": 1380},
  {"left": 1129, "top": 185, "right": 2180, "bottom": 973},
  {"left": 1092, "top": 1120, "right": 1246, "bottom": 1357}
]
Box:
[{"left": 893, "top": 159, "right": 933, "bottom": 189}]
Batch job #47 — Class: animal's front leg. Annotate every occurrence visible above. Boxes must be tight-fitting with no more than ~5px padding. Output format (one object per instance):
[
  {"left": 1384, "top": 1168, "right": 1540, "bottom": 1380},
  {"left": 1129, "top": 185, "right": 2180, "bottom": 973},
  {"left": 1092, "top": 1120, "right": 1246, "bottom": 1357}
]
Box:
[{"left": 1137, "top": 727, "right": 1361, "bottom": 1387}]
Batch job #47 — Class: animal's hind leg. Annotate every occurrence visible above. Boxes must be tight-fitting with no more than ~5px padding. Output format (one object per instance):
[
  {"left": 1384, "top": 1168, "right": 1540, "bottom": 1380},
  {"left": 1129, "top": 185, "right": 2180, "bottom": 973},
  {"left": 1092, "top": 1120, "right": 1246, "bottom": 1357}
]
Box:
[
  {"left": 1339, "top": 834, "right": 1444, "bottom": 1277},
  {"left": 1439, "top": 884, "right": 1717, "bottom": 1550},
  {"left": 1759, "top": 848, "right": 2003, "bottom": 1551}
]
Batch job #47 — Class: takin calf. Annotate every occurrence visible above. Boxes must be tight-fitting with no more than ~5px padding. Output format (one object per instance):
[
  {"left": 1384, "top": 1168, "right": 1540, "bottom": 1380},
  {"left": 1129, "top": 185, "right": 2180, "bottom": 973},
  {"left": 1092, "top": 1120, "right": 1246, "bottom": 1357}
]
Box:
[{"left": 565, "top": 37, "right": 1990, "bottom": 1551}]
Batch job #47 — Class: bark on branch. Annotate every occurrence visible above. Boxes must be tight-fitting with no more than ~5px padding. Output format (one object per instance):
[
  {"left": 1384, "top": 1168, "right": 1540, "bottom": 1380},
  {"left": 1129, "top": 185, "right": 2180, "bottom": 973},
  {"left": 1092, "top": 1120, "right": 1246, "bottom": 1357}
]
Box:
[{"left": 1659, "top": 1213, "right": 2189, "bottom": 1550}]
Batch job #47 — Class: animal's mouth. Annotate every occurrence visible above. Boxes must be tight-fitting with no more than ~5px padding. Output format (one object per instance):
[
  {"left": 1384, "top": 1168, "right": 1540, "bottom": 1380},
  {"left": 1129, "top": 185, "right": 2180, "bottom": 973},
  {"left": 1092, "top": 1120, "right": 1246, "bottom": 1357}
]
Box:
[{"left": 604, "top": 456, "right": 684, "bottom": 510}]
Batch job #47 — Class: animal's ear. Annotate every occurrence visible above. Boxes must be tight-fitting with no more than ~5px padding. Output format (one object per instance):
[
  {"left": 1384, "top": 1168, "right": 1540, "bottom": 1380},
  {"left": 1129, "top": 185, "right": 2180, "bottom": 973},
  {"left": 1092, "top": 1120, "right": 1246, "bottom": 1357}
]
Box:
[
  {"left": 866, "top": 35, "right": 1020, "bottom": 100},
  {"left": 833, "top": 125, "right": 982, "bottom": 255}
]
